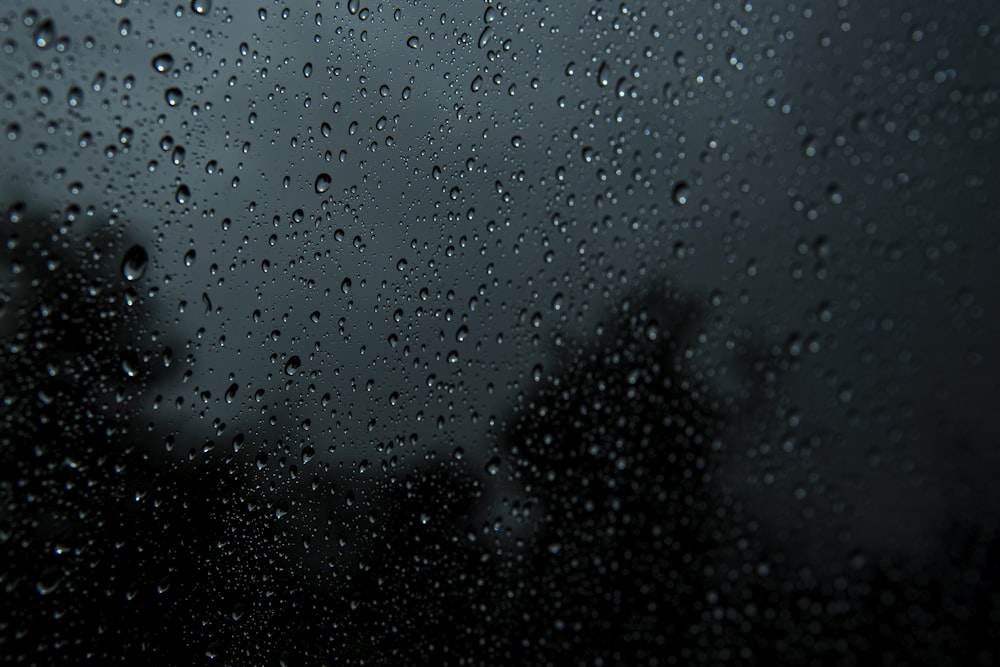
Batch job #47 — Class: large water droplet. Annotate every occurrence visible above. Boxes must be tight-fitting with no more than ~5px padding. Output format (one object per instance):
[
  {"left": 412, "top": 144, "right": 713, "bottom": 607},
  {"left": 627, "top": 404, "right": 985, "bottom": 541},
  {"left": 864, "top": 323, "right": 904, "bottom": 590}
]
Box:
[
  {"left": 121, "top": 244, "right": 149, "bottom": 281},
  {"left": 122, "top": 352, "right": 140, "bottom": 378},
  {"left": 484, "top": 457, "right": 501, "bottom": 476},
  {"left": 597, "top": 61, "right": 610, "bottom": 87},
  {"left": 314, "top": 173, "right": 332, "bottom": 194},
  {"left": 33, "top": 20, "right": 55, "bottom": 49},
  {"left": 152, "top": 53, "right": 174, "bottom": 73},
  {"left": 66, "top": 87, "right": 83, "bottom": 108},
  {"left": 406, "top": 35, "right": 420, "bottom": 49},
  {"left": 191, "top": 0, "right": 211, "bottom": 15},
  {"left": 36, "top": 567, "right": 61, "bottom": 595},
  {"left": 341, "top": 277, "right": 352, "bottom": 295},
  {"left": 165, "top": 87, "right": 183, "bottom": 107},
  {"left": 672, "top": 182, "right": 690, "bottom": 206},
  {"left": 284, "top": 356, "right": 301, "bottom": 376}
]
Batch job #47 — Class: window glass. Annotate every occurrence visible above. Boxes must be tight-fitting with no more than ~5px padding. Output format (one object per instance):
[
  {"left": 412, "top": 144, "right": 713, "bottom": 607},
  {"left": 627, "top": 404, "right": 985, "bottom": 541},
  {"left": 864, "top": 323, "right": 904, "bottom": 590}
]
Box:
[{"left": 2, "top": 1, "right": 998, "bottom": 664}]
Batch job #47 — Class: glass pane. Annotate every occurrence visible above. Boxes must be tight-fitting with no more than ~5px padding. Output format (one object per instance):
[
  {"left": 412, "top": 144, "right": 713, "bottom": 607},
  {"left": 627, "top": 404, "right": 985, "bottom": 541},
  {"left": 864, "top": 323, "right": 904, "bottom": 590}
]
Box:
[{"left": 2, "top": 1, "right": 998, "bottom": 663}]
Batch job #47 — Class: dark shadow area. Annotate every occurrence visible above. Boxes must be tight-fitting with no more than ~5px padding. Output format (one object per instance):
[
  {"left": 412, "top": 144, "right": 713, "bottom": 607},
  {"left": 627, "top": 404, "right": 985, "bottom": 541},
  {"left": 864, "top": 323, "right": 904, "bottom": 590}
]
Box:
[
  {"left": 0, "top": 202, "right": 503, "bottom": 664},
  {"left": 1, "top": 204, "right": 997, "bottom": 665},
  {"left": 0, "top": 204, "right": 313, "bottom": 663},
  {"left": 494, "top": 285, "right": 1000, "bottom": 665}
]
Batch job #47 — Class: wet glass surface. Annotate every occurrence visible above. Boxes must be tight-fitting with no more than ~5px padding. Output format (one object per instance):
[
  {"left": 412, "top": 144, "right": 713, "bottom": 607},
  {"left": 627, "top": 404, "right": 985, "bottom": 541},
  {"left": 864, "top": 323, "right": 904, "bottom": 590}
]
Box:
[{"left": 2, "top": 1, "right": 999, "bottom": 664}]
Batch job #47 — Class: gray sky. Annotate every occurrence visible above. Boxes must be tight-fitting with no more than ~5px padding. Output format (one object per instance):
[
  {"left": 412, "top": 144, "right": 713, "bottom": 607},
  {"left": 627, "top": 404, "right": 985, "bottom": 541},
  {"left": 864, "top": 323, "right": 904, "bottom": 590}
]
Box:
[{"left": 2, "top": 0, "right": 998, "bottom": 569}]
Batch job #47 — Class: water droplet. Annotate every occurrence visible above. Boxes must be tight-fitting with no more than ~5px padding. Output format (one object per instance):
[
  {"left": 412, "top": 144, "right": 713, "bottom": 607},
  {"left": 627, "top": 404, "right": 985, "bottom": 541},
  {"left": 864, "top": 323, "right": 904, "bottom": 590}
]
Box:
[
  {"left": 284, "top": 356, "right": 301, "bottom": 376},
  {"left": 121, "top": 244, "right": 149, "bottom": 281},
  {"left": 672, "top": 181, "right": 690, "bottom": 206},
  {"left": 406, "top": 35, "right": 420, "bottom": 49},
  {"left": 478, "top": 25, "right": 492, "bottom": 48},
  {"left": 597, "top": 61, "right": 610, "bottom": 87},
  {"left": 191, "top": 0, "right": 211, "bottom": 15},
  {"left": 165, "top": 87, "right": 183, "bottom": 107},
  {"left": 66, "top": 86, "right": 83, "bottom": 108},
  {"left": 122, "top": 352, "right": 139, "bottom": 378},
  {"left": 91, "top": 71, "right": 107, "bottom": 92},
  {"left": 485, "top": 457, "right": 501, "bottom": 476},
  {"left": 801, "top": 135, "right": 817, "bottom": 158},
  {"left": 827, "top": 183, "right": 843, "bottom": 205},
  {"left": 36, "top": 567, "right": 61, "bottom": 595},
  {"left": 152, "top": 53, "right": 174, "bottom": 73},
  {"left": 314, "top": 172, "right": 331, "bottom": 193},
  {"left": 175, "top": 184, "right": 191, "bottom": 204},
  {"left": 224, "top": 383, "right": 238, "bottom": 403},
  {"left": 340, "top": 277, "right": 352, "bottom": 294},
  {"left": 33, "top": 20, "right": 55, "bottom": 49}
]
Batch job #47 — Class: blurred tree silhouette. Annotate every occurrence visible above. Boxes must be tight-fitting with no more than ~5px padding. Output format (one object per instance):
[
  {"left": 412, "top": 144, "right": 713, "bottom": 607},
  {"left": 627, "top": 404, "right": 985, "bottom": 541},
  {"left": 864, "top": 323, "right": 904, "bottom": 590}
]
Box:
[
  {"left": 0, "top": 204, "right": 295, "bottom": 662},
  {"left": 0, "top": 202, "right": 503, "bottom": 664},
  {"left": 1, "top": 203, "right": 197, "bottom": 659},
  {"left": 495, "top": 285, "right": 999, "bottom": 665},
  {"left": 1, "top": 204, "right": 996, "bottom": 665}
]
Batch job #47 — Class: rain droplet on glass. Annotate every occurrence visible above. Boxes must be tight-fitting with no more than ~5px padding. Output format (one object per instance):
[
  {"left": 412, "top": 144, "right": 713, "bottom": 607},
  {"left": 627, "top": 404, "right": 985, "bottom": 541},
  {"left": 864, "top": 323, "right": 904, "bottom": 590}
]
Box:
[{"left": 121, "top": 244, "right": 149, "bottom": 281}]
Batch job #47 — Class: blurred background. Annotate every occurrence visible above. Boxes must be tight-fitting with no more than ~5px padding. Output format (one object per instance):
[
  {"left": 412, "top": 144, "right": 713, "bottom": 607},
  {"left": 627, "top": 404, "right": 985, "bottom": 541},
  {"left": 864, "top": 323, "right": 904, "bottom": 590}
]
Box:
[{"left": 2, "top": 1, "right": 998, "bottom": 664}]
